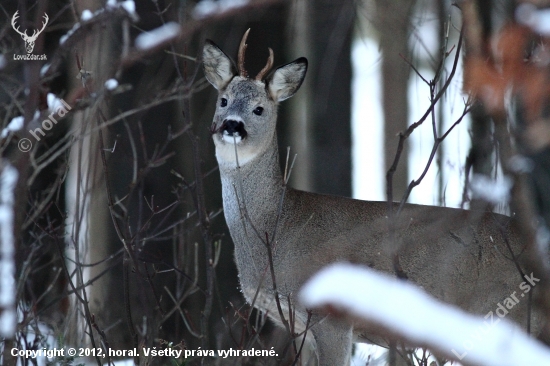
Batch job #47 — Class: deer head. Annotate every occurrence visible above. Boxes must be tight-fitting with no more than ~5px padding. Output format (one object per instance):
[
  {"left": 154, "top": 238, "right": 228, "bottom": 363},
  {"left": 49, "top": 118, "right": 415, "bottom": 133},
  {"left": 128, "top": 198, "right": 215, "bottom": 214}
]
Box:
[
  {"left": 203, "top": 29, "right": 307, "bottom": 167},
  {"left": 12, "top": 11, "right": 49, "bottom": 54}
]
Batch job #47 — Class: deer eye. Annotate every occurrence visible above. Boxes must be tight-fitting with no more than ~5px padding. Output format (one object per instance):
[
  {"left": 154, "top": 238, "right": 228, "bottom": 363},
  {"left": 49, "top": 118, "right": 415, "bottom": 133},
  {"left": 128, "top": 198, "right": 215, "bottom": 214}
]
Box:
[
  {"left": 220, "top": 98, "right": 227, "bottom": 107},
  {"left": 253, "top": 107, "right": 264, "bottom": 116}
]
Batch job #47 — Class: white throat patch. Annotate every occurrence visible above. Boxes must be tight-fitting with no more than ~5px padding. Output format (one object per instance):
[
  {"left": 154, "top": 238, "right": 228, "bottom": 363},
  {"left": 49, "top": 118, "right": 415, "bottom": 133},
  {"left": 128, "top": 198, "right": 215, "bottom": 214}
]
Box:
[
  {"left": 221, "top": 131, "right": 243, "bottom": 144},
  {"left": 215, "top": 142, "right": 257, "bottom": 167}
]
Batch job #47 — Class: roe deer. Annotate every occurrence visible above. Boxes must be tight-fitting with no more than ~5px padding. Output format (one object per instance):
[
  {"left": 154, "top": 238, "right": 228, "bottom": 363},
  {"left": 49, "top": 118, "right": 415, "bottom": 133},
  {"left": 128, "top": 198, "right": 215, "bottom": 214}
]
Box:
[{"left": 202, "top": 30, "right": 542, "bottom": 365}]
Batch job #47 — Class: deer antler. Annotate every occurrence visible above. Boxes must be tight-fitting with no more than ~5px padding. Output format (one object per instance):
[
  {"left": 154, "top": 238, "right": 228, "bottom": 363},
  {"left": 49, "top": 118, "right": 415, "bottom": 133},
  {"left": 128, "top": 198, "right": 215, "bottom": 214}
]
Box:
[
  {"left": 255, "top": 48, "right": 274, "bottom": 81},
  {"left": 238, "top": 29, "right": 250, "bottom": 78},
  {"left": 11, "top": 11, "right": 26, "bottom": 37}
]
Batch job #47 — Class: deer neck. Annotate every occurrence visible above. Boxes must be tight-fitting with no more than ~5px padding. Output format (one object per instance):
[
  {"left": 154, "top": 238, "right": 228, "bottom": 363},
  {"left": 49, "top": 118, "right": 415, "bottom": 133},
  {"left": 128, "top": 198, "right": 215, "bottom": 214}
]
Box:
[{"left": 218, "top": 134, "right": 285, "bottom": 234}]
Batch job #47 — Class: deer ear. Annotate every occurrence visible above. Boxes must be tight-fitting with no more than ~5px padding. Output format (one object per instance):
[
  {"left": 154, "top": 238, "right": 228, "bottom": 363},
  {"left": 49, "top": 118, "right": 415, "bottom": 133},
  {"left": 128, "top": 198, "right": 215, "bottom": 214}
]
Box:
[
  {"left": 203, "top": 40, "right": 237, "bottom": 90},
  {"left": 267, "top": 58, "right": 307, "bottom": 102}
]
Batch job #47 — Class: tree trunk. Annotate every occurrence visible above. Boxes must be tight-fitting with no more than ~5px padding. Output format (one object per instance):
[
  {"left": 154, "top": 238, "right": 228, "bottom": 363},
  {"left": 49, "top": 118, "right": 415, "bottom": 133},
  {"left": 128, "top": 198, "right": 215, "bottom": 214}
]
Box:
[
  {"left": 284, "top": 0, "right": 354, "bottom": 197},
  {"left": 375, "top": 0, "right": 416, "bottom": 201}
]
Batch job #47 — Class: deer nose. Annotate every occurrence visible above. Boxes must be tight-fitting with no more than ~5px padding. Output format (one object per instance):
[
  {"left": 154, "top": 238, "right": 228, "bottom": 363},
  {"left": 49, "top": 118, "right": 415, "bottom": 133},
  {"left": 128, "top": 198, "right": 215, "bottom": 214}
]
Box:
[{"left": 222, "top": 119, "right": 248, "bottom": 139}]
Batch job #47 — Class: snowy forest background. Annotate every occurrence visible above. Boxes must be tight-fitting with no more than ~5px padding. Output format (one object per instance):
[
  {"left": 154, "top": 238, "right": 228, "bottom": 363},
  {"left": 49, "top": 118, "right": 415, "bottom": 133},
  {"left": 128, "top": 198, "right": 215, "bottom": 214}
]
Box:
[{"left": 1, "top": 0, "right": 550, "bottom": 365}]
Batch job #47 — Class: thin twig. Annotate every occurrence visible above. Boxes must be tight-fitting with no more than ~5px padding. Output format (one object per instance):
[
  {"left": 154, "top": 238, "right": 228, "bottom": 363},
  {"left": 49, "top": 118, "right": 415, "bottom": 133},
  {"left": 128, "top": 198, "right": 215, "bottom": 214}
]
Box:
[{"left": 386, "top": 25, "right": 464, "bottom": 211}]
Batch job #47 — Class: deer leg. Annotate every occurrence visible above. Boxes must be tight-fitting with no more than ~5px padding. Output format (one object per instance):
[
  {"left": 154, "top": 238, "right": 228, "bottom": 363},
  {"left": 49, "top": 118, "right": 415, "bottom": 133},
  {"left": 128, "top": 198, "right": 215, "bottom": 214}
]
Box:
[{"left": 310, "top": 314, "right": 353, "bottom": 366}]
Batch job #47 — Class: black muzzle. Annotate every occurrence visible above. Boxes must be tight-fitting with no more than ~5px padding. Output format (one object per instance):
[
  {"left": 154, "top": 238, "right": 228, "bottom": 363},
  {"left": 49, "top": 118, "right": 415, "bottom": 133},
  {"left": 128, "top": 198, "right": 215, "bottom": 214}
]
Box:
[{"left": 222, "top": 120, "right": 248, "bottom": 139}]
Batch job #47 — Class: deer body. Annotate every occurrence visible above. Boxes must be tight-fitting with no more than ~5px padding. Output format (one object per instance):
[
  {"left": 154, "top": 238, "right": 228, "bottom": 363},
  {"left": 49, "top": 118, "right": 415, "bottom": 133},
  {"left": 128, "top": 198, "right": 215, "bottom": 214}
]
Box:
[{"left": 203, "top": 31, "right": 540, "bottom": 365}]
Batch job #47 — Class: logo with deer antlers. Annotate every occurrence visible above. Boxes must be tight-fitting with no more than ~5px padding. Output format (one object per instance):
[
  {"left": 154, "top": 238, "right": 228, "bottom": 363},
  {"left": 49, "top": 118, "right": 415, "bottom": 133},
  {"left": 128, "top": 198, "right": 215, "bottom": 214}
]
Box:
[{"left": 11, "top": 11, "right": 49, "bottom": 54}]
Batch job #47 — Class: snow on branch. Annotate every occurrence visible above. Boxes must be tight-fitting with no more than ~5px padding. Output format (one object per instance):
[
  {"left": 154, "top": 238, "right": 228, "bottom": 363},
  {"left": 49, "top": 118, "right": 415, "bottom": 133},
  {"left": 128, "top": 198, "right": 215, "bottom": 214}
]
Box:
[
  {"left": 1, "top": 110, "right": 40, "bottom": 139},
  {"left": 1, "top": 117, "right": 24, "bottom": 139},
  {"left": 516, "top": 4, "right": 550, "bottom": 36},
  {"left": 135, "top": 22, "right": 181, "bottom": 51},
  {"left": 104, "top": 79, "right": 119, "bottom": 91},
  {"left": 192, "top": 0, "right": 249, "bottom": 19},
  {"left": 469, "top": 174, "right": 512, "bottom": 204},
  {"left": 299, "top": 263, "right": 550, "bottom": 366},
  {"left": 0, "top": 163, "right": 18, "bottom": 337}
]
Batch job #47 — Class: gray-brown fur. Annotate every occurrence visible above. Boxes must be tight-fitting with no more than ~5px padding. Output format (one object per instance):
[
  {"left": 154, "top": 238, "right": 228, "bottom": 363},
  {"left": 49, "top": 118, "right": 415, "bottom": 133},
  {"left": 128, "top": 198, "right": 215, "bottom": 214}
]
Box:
[{"left": 202, "top": 33, "right": 540, "bottom": 365}]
